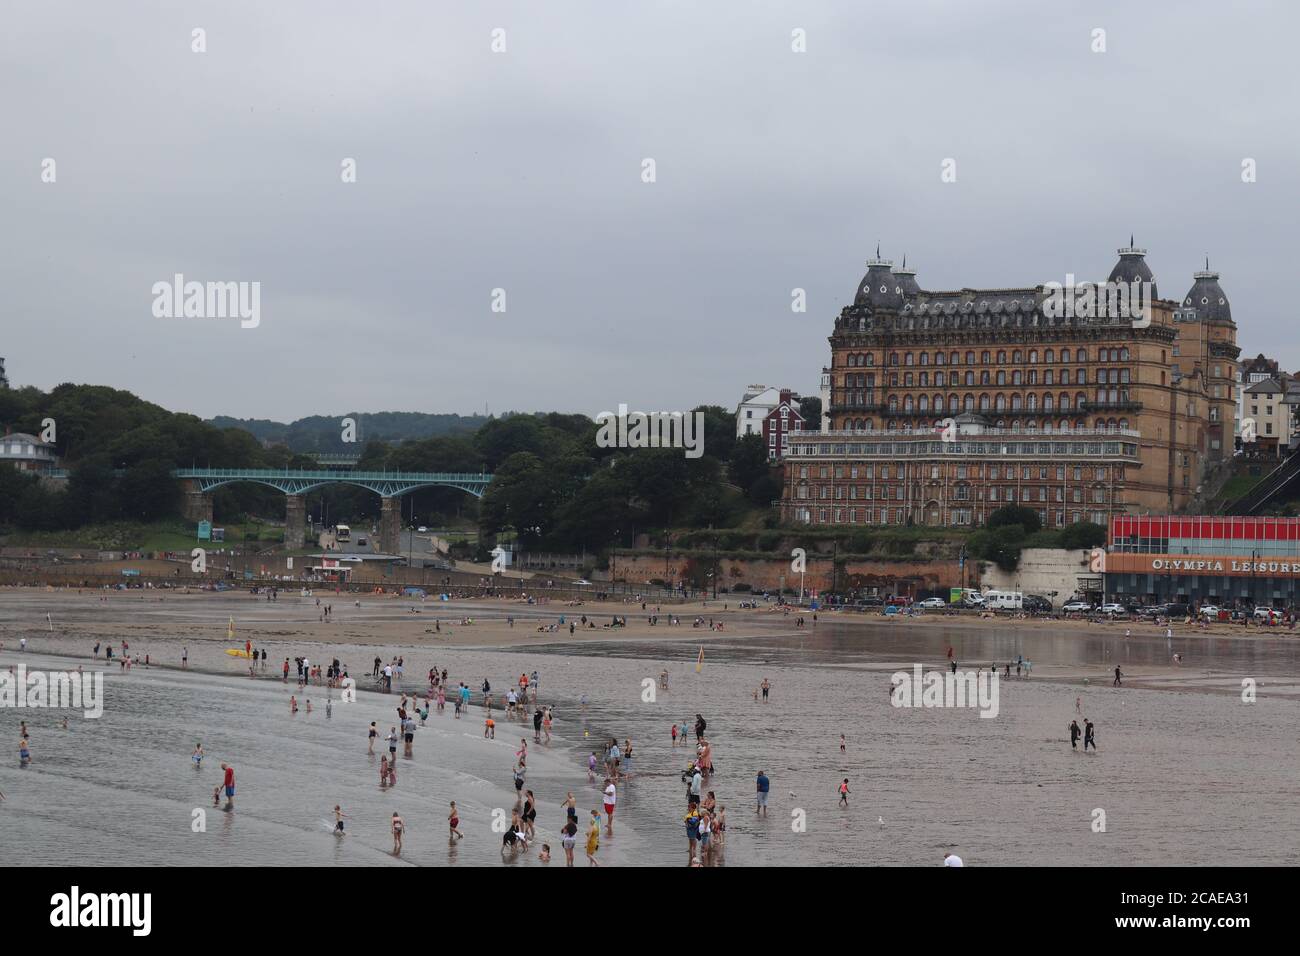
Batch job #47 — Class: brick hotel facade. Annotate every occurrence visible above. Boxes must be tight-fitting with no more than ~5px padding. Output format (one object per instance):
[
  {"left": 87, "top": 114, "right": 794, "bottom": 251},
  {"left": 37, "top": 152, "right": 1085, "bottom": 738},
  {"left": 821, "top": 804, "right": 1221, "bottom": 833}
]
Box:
[{"left": 780, "top": 244, "right": 1239, "bottom": 527}]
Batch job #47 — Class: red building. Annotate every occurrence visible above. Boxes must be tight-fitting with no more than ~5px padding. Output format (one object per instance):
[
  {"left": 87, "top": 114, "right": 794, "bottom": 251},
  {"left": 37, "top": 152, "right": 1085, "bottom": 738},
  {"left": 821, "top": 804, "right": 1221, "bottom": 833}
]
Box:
[{"left": 763, "top": 389, "right": 805, "bottom": 460}]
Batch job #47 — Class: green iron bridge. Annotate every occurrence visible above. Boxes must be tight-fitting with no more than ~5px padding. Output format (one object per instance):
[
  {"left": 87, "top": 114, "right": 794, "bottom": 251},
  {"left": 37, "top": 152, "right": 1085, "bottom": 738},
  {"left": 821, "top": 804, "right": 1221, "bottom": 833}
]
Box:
[
  {"left": 174, "top": 468, "right": 493, "bottom": 498},
  {"left": 172, "top": 469, "right": 495, "bottom": 552}
]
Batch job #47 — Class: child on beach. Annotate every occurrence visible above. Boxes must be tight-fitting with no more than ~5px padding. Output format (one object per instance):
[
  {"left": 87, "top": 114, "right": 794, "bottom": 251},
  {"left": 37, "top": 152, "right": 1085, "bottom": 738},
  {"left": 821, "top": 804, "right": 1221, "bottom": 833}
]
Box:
[
  {"left": 671, "top": 724, "right": 678, "bottom": 746},
  {"left": 193, "top": 743, "right": 204, "bottom": 767},
  {"left": 448, "top": 802, "right": 463, "bottom": 841},
  {"left": 585, "top": 811, "right": 601, "bottom": 866},
  {"left": 333, "top": 805, "right": 349, "bottom": 835},
  {"left": 838, "top": 779, "right": 851, "bottom": 807}
]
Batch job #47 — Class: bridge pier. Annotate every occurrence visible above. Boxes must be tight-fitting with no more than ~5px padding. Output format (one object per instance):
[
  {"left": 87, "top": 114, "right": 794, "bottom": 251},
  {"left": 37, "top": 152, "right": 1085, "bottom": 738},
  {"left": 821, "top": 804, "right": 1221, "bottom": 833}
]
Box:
[
  {"left": 380, "top": 497, "right": 401, "bottom": 555},
  {"left": 181, "top": 481, "right": 213, "bottom": 524},
  {"left": 285, "top": 495, "right": 306, "bottom": 550}
]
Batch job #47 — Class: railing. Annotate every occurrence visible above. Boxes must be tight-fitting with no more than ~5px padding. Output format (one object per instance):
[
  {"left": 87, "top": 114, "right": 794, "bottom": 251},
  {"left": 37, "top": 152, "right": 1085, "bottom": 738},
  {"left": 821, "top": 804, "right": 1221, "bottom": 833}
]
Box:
[{"left": 796, "top": 427, "right": 1140, "bottom": 439}]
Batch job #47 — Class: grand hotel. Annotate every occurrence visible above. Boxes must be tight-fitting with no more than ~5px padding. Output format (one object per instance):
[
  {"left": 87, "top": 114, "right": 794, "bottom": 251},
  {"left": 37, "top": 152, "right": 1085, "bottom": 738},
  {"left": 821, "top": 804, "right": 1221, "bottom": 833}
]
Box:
[{"left": 780, "top": 243, "right": 1239, "bottom": 528}]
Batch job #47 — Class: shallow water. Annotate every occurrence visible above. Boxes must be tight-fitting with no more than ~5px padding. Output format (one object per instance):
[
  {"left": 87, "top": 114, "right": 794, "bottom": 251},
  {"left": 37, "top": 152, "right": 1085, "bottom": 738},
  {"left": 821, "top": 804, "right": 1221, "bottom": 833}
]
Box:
[{"left": 3, "top": 596, "right": 1299, "bottom": 866}]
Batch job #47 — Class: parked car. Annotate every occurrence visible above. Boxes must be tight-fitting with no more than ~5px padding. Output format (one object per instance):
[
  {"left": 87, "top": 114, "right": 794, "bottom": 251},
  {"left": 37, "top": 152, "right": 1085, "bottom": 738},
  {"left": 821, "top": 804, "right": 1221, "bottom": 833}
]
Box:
[
  {"left": 1254, "top": 606, "right": 1279, "bottom": 620},
  {"left": 1023, "top": 595, "right": 1053, "bottom": 613},
  {"left": 1137, "top": 604, "right": 1166, "bottom": 618},
  {"left": 1099, "top": 603, "right": 1127, "bottom": 615},
  {"left": 417, "top": 526, "right": 427, "bottom": 533},
  {"left": 860, "top": 596, "right": 885, "bottom": 607},
  {"left": 918, "top": 597, "right": 947, "bottom": 609},
  {"left": 1198, "top": 605, "right": 1221, "bottom": 618},
  {"left": 1062, "top": 601, "right": 1093, "bottom": 613}
]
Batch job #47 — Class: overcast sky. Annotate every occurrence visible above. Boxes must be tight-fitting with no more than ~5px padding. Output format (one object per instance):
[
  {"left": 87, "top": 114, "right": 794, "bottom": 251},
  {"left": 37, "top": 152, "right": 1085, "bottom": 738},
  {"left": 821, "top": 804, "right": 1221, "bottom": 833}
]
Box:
[{"left": 2, "top": 1, "right": 1295, "bottom": 423}]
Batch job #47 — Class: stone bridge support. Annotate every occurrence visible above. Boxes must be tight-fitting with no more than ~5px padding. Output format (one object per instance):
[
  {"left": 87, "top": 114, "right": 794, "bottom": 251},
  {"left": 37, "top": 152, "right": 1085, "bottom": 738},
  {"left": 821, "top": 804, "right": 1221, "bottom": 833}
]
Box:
[
  {"left": 181, "top": 480, "right": 213, "bottom": 524},
  {"left": 285, "top": 495, "right": 306, "bottom": 550},
  {"left": 380, "top": 497, "right": 402, "bottom": 555}
]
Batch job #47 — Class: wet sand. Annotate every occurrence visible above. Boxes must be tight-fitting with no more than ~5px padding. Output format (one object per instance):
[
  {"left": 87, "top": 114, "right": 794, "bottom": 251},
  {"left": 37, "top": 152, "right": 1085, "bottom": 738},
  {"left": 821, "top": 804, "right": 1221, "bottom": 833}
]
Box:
[{"left": 3, "top": 587, "right": 1299, "bottom": 866}]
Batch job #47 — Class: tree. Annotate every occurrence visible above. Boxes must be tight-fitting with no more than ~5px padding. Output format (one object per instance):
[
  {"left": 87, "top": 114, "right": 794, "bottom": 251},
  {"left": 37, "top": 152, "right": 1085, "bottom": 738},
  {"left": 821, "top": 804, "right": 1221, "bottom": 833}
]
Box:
[
  {"left": 1059, "top": 521, "right": 1107, "bottom": 550},
  {"left": 986, "top": 504, "right": 1042, "bottom": 535},
  {"left": 798, "top": 395, "right": 822, "bottom": 427},
  {"left": 728, "top": 433, "right": 770, "bottom": 492}
]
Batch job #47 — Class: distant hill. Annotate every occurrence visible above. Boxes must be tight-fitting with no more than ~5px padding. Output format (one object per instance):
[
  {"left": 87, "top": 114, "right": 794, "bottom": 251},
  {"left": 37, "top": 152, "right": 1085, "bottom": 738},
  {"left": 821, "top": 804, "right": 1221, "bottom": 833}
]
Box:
[{"left": 208, "top": 412, "right": 491, "bottom": 452}]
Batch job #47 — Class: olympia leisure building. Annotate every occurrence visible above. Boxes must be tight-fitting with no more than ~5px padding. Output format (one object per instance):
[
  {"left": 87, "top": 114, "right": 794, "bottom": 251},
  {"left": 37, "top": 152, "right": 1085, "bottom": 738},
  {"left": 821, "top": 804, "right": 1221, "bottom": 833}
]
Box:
[{"left": 1104, "top": 515, "right": 1300, "bottom": 609}]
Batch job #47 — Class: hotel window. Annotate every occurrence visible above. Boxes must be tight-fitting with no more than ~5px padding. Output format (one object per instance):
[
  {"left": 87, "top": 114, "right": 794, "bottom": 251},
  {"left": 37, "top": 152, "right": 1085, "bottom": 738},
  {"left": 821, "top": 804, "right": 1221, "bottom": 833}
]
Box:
[
  {"left": 920, "top": 352, "right": 929, "bottom": 366},
  {"left": 957, "top": 465, "right": 968, "bottom": 478},
  {"left": 989, "top": 487, "right": 999, "bottom": 501},
  {"left": 1022, "top": 466, "right": 1031, "bottom": 480},
  {"left": 1073, "top": 489, "right": 1082, "bottom": 502},
  {"left": 1056, "top": 511, "right": 1065, "bottom": 526},
  {"left": 965, "top": 351, "right": 975, "bottom": 365},
  {"left": 1029, "top": 350, "right": 1039, "bottom": 364},
  {"left": 1055, "top": 488, "right": 1064, "bottom": 501},
  {"left": 819, "top": 509, "right": 827, "bottom": 523},
  {"left": 905, "top": 352, "right": 914, "bottom": 366},
  {"left": 1038, "top": 487, "right": 1047, "bottom": 501},
  {"left": 800, "top": 466, "right": 809, "bottom": 478},
  {"left": 989, "top": 464, "right": 1000, "bottom": 479},
  {"left": 881, "top": 465, "right": 889, "bottom": 479},
  {"left": 982, "top": 351, "right": 991, "bottom": 363}
]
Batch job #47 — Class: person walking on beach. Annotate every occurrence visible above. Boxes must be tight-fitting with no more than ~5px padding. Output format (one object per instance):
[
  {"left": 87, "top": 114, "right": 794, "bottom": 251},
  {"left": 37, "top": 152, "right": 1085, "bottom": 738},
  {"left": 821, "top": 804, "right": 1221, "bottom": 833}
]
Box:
[
  {"left": 333, "top": 805, "right": 350, "bottom": 836},
  {"left": 220, "top": 763, "right": 235, "bottom": 809},
  {"left": 1084, "top": 720, "right": 1097, "bottom": 752},
  {"left": 391, "top": 812, "right": 405, "bottom": 854},
  {"left": 192, "top": 743, "right": 204, "bottom": 768},
  {"left": 838, "top": 778, "right": 850, "bottom": 808},
  {"left": 760, "top": 678, "right": 771, "bottom": 701},
  {"left": 603, "top": 778, "right": 617, "bottom": 836},
  {"left": 561, "top": 819, "right": 578, "bottom": 866},
  {"left": 1113, "top": 665, "right": 1123, "bottom": 687},
  {"left": 756, "top": 770, "right": 770, "bottom": 816},
  {"left": 182, "top": 646, "right": 188, "bottom": 669},
  {"left": 585, "top": 810, "right": 601, "bottom": 866},
  {"left": 387, "top": 726, "right": 399, "bottom": 760},
  {"left": 1069, "top": 719, "right": 1081, "bottom": 750},
  {"left": 448, "top": 801, "right": 464, "bottom": 841},
  {"left": 368, "top": 721, "right": 377, "bottom": 754}
]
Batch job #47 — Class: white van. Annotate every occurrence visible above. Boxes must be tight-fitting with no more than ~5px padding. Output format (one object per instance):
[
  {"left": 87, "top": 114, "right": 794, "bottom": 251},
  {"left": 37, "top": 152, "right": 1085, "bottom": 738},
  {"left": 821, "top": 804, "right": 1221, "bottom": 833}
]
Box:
[{"left": 983, "top": 589, "right": 1023, "bottom": 611}]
